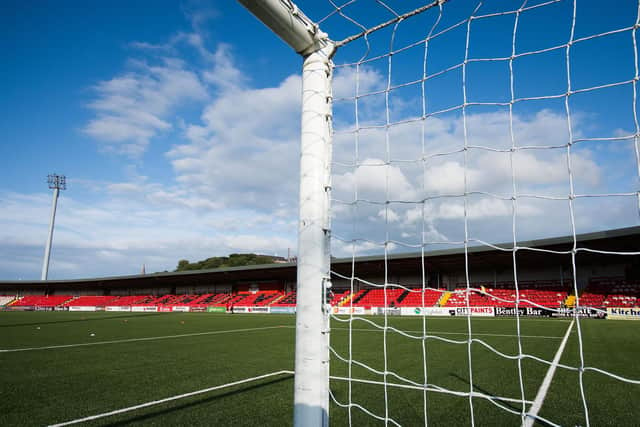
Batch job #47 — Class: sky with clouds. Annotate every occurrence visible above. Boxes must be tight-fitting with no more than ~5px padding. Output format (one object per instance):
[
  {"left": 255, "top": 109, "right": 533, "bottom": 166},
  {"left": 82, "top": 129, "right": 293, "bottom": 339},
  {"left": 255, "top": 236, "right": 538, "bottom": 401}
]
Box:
[{"left": 1, "top": 0, "right": 638, "bottom": 280}]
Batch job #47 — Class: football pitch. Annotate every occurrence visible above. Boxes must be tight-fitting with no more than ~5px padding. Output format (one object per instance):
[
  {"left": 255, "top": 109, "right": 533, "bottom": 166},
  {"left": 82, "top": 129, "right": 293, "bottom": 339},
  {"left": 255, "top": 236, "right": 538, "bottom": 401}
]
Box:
[{"left": 1, "top": 312, "right": 638, "bottom": 426}]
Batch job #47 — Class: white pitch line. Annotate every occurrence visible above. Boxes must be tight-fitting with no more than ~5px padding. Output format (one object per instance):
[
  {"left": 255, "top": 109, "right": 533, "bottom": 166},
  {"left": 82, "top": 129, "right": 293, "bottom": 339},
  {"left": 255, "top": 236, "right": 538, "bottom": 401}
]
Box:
[
  {"left": 0, "top": 325, "right": 294, "bottom": 353},
  {"left": 332, "top": 327, "right": 565, "bottom": 340},
  {"left": 48, "top": 370, "right": 296, "bottom": 427},
  {"left": 522, "top": 319, "right": 574, "bottom": 427}
]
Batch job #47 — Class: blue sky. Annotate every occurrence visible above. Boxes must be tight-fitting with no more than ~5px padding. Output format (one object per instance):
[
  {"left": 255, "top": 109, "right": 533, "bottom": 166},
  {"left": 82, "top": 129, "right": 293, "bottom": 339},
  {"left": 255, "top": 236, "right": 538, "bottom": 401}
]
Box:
[{"left": 0, "top": 0, "right": 638, "bottom": 280}]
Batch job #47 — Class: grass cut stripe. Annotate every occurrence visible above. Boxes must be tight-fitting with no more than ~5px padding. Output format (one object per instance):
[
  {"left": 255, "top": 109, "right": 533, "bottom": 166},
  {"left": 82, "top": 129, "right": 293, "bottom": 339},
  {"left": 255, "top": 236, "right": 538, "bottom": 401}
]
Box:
[{"left": 0, "top": 325, "right": 293, "bottom": 353}]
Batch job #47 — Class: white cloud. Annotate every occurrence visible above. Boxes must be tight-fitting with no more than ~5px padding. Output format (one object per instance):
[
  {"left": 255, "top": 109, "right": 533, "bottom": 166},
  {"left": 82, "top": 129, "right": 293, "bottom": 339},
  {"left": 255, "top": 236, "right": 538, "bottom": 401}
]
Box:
[
  {"left": 334, "top": 158, "right": 418, "bottom": 202},
  {"left": 167, "top": 73, "right": 302, "bottom": 211},
  {"left": 202, "top": 44, "right": 247, "bottom": 91},
  {"left": 84, "top": 58, "right": 207, "bottom": 156}
]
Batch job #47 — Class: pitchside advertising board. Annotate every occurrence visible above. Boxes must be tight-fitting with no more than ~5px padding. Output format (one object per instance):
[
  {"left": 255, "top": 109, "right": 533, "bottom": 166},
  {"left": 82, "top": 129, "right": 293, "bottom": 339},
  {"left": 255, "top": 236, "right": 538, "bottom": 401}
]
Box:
[
  {"left": 68, "top": 306, "right": 100, "bottom": 312},
  {"left": 553, "top": 307, "right": 605, "bottom": 318},
  {"left": 131, "top": 306, "right": 158, "bottom": 312},
  {"left": 396, "top": 307, "right": 495, "bottom": 317},
  {"left": 494, "top": 307, "right": 553, "bottom": 317},
  {"left": 333, "top": 306, "right": 366, "bottom": 315},
  {"left": 270, "top": 306, "right": 296, "bottom": 314},
  {"left": 607, "top": 307, "right": 640, "bottom": 320},
  {"left": 106, "top": 306, "right": 131, "bottom": 312},
  {"left": 232, "top": 306, "right": 270, "bottom": 313}
]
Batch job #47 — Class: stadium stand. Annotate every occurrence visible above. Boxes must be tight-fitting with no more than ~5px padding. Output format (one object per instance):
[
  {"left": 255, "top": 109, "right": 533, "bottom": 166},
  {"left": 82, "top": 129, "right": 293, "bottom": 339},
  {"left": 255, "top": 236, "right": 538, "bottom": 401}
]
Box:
[
  {"left": 579, "top": 277, "right": 640, "bottom": 309},
  {"left": 329, "top": 290, "right": 350, "bottom": 306},
  {"left": 395, "top": 288, "right": 444, "bottom": 307},
  {"left": 350, "top": 288, "right": 404, "bottom": 307},
  {"left": 12, "top": 295, "right": 74, "bottom": 307},
  {"left": 271, "top": 291, "right": 297, "bottom": 307},
  {"left": 62, "top": 296, "right": 118, "bottom": 307},
  {"left": 234, "top": 290, "right": 282, "bottom": 306},
  {"left": 109, "top": 295, "right": 152, "bottom": 305},
  {"left": 5, "top": 279, "right": 638, "bottom": 311}
]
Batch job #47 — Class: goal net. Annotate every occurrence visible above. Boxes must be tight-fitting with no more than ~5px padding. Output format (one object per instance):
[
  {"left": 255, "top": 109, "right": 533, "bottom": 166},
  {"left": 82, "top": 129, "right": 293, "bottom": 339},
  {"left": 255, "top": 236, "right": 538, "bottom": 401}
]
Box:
[{"left": 240, "top": 0, "right": 640, "bottom": 426}]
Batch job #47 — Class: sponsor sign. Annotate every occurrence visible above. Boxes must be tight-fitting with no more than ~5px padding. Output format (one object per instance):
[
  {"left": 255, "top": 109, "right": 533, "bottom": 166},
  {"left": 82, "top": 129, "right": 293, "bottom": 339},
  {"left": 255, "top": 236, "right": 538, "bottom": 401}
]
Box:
[
  {"left": 494, "top": 306, "right": 552, "bottom": 317},
  {"left": 157, "top": 306, "right": 172, "bottom": 312},
  {"left": 455, "top": 307, "right": 495, "bottom": 317},
  {"left": 400, "top": 307, "right": 452, "bottom": 316},
  {"left": 106, "top": 306, "right": 131, "bottom": 312},
  {"left": 34, "top": 306, "right": 53, "bottom": 311},
  {"left": 131, "top": 306, "right": 158, "bottom": 312},
  {"left": 232, "top": 306, "right": 270, "bottom": 313},
  {"left": 552, "top": 307, "right": 605, "bottom": 319},
  {"left": 207, "top": 306, "right": 227, "bottom": 313},
  {"left": 270, "top": 306, "right": 296, "bottom": 314},
  {"left": 607, "top": 307, "right": 640, "bottom": 320},
  {"left": 332, "top": 306, "right": 366, "bottom": 315},
  {"left": 171, "top": 306, "right": 190, "bottom": 312},
  {"left": 190, "top": 307, "right": 206, "bottom": 313},
  {"left": 68, "top": 306, "right": 97, "bottom": 312}
]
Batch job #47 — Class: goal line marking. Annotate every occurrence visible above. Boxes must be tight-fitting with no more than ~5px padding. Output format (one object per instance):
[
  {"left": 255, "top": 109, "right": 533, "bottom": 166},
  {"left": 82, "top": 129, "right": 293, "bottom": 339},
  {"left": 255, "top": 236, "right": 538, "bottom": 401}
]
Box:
[
  {"left": 522, "top": 319, "right": 575, "bottom": 427},
  {"left": 0, "top": 325, "right": 293, "bottom": 353},
  {"left": 48, "top": 370, "right": 296, "bottom": 427}
]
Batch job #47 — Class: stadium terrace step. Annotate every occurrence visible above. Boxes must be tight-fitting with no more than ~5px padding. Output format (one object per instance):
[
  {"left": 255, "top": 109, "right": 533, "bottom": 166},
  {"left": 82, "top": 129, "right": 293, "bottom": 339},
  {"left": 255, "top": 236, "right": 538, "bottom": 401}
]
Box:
[
  {"left": 396, "top": 290, "right": 409, "bottom": 304},
  {"left": 438, "top": 292, "right": 452, "bottom": 307},
  {"left": 337, "top": 291, "right": 355, "bottom": 307}
]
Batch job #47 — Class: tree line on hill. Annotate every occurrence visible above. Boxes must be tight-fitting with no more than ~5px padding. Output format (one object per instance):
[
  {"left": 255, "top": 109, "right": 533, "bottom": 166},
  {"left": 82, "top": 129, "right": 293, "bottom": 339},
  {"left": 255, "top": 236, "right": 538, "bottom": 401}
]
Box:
[{"left": 175, "top": 253, "right": 286, "bottom": 272}]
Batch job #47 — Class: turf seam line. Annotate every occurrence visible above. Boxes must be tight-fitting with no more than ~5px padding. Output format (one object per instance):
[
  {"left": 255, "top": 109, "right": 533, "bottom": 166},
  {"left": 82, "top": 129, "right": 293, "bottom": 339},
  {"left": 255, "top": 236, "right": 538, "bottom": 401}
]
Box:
[
  {"left": 522, "top": 319, "right": 574, "bottom": 427},
  {"left": 0, "top": 325, "right": 293, "bottom": 353},
  {"left": 47, "top": 370, "right": 295, "bottom": 427}
]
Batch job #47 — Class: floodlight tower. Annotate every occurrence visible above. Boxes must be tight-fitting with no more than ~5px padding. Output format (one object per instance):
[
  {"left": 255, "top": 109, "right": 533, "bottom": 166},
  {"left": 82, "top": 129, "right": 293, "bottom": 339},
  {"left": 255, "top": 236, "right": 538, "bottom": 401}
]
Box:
[{"left": 41, "top": 174, "right": 66, "bottom": 281}]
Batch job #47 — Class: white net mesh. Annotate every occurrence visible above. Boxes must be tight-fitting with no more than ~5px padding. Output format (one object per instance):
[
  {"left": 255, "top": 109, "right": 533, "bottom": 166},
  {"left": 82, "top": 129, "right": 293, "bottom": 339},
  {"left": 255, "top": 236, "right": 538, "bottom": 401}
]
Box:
[{"left": 314, "top": 0, "right": 640, "bottom": 425}]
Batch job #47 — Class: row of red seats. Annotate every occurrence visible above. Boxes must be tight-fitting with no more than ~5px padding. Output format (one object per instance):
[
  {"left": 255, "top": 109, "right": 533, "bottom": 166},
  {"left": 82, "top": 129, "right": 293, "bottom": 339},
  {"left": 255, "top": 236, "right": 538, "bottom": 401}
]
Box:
[
  {"left": 12, "top": 279, "right": 637, "bottom": 310},
  {"left": 272, "top": 291, "right": 297, "bottom": 307},
  {"left": 579, "top": 277, "right": 640, "bottom": 308},
  {"left": 446, "top": 287, "right": 567, "bottom": 308},
  {"left": 12, "top": 295, "right": 74, "bottom": 307}
]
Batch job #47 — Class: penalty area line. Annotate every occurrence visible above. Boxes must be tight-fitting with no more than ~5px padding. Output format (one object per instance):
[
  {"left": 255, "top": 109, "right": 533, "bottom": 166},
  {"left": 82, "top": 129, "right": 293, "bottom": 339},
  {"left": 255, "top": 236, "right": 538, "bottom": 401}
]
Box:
[
  {"left": 522, "top": 319, "right": 574, "bottom": 427},
  {"left": 48, "top": 370, "right": 295, "bottom": 427},
  {"left": 0, "top": 325, "right": 294, "bottom": 353}
]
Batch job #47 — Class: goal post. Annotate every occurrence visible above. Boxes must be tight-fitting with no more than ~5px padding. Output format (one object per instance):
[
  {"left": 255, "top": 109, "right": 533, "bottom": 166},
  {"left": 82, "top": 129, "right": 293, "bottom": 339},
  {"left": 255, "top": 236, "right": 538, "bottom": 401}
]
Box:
[{"left": 237, "top": 2, "right": 335, "bottom": 426}]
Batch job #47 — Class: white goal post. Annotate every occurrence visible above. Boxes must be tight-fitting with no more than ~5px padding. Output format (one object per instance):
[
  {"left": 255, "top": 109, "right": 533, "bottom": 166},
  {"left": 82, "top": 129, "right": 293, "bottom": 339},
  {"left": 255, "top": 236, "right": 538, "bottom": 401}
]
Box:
[{"left": 237, "top": 1, "right": 335, "bottom": 426}]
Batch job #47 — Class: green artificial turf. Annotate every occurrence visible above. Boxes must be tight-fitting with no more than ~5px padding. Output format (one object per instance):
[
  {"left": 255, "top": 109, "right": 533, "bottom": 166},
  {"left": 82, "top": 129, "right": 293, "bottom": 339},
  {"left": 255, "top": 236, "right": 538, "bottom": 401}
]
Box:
[{"left": 0, "top": 312, "right": 638, "bottom": 426}]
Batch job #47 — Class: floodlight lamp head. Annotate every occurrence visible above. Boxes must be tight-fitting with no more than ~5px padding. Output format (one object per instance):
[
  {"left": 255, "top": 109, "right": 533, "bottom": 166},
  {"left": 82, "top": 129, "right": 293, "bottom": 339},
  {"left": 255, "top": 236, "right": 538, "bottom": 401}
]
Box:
[{"left": 47, "top": 174, "right": 67, "bottom": 191}]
